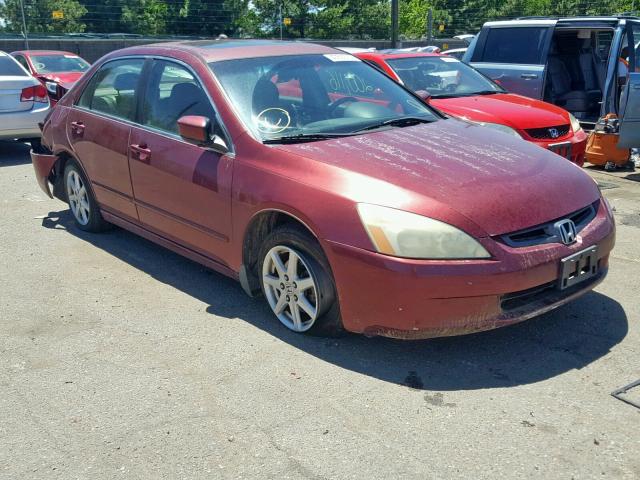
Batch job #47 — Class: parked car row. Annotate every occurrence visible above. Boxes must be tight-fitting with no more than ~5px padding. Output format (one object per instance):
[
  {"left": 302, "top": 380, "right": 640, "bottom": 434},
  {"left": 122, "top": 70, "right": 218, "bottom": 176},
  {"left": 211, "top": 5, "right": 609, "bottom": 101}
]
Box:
[{"left": 30, "top": 40, "right": 616, "bottom": 339}]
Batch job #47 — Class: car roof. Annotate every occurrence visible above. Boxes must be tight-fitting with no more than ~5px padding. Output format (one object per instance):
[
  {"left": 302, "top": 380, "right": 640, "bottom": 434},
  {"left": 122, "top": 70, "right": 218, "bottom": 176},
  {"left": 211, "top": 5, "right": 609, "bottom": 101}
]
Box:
[
  {"left": 356, "top": 51, "right": 442, "bottom": 61},
  {"left": 124, "top": 39, "right": 340, "bottom": 63},
  {"left": 11, "top": 50, "right": 80, "bottom": 56},
  {"left": 484, "top": 16, "right": 638, "bottom": 27}
]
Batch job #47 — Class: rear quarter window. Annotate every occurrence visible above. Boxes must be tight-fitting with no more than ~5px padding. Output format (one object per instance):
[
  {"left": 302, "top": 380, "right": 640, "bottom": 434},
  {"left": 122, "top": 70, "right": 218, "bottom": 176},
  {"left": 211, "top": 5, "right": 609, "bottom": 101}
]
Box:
[
  {"left": 0, "top": 56, "right": 28, "bottom": 76},
  {"left": 475, "top": 27, "right": 548, "bottom": 65}
]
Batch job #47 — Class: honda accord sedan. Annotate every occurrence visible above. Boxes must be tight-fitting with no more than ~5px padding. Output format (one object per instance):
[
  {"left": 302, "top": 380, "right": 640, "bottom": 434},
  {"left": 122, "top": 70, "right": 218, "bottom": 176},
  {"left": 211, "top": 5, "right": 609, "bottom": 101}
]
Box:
[{"left": 31, "top": 40, "right": 615, "bottom": 338}]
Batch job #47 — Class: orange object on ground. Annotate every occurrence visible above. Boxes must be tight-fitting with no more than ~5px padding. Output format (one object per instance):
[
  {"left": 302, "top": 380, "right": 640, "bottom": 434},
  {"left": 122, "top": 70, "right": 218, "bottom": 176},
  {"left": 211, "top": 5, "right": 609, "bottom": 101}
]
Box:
[{"left": 585, "top": 114, "right": 630, "bottom": 167}]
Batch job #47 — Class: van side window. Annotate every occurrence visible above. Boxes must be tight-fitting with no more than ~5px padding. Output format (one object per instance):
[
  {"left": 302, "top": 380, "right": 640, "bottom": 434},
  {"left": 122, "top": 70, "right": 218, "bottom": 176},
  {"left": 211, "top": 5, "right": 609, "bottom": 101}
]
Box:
[
  {"left": 77, "top": 59, "right": 144, "bottom": 121},
  {"left": 478, "top": 27, "right": 547, "bottom": 65}
]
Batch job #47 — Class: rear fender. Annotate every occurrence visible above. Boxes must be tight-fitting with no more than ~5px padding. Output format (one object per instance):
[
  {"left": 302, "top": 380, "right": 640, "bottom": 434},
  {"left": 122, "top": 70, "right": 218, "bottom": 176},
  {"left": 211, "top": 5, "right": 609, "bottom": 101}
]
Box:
[{"left": 31, "top": 150, "right": 58, "bottom": 198}]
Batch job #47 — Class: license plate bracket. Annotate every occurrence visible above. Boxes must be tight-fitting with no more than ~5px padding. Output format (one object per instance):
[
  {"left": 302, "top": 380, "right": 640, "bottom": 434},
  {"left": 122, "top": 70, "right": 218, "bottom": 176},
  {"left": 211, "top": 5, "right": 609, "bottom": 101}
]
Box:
[
  {"left": 548, "top": 141, "right": 572, "bottom": 160},
  {"left": 558, "top": 246, "right": 598, "bottom": 290}
]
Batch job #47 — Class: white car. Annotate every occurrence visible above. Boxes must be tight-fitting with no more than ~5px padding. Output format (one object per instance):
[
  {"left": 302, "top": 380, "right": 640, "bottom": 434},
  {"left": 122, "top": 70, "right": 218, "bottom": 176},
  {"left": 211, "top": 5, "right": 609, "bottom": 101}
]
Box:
[{"left": 0, "top": 51, "right": 50, "bottom": 147}]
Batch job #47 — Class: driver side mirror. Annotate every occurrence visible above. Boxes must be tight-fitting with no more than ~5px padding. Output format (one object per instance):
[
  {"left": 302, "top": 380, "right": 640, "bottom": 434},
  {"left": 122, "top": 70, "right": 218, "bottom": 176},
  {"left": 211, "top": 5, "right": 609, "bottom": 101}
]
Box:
[
  {"left": 178, "top": 115, "right": 229, "bottom": 154},
  {"left": 415, "top": 90, "right": 432, "bottom": 103}
]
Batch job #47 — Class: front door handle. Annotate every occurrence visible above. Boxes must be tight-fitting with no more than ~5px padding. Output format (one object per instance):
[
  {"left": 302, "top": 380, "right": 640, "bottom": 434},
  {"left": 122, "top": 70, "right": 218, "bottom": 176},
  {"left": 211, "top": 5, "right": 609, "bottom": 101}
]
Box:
[
  {"left": 130, "top": 143, "right": 151, "bottom": 163},
  {"left": 520, "top": 73, "right": 539, "bottom": 80},
  {"left": 70, "top": 121, "right": 85, "bottom": 136}
]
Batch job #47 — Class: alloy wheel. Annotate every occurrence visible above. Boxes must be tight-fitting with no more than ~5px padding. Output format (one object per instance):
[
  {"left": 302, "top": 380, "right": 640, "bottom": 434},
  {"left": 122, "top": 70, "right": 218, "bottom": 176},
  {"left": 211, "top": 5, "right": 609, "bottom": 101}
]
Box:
[
  {"left": 66, "top": 169, "right": 90, "bottom": 226},
  {"left": 262, "top": 246, "right": 319, "bottom": 332}
]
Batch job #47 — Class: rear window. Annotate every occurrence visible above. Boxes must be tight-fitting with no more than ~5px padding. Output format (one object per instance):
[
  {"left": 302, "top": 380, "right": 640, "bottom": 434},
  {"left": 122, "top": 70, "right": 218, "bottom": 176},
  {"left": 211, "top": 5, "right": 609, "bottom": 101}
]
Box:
[
  {"left": 478, "top": 27, "right": 548, "bottom": 65},
  {"left": 0, "top": 56, "right": 28, "bottom": 76}
]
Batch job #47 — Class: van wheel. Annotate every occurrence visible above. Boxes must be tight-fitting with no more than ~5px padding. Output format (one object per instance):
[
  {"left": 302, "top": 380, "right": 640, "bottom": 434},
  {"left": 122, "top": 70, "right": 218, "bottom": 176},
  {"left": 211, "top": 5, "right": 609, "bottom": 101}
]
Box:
[
  {"left": 259, "top": 225, "right": 343, "bottom": 337},
  {"left": 64, "top": 161, "right": 110, "bottom": 232}
]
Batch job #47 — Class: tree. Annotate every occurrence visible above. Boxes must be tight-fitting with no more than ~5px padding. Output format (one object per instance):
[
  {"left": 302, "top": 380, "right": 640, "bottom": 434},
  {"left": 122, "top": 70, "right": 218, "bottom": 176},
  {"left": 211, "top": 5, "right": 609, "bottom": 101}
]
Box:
[
  {"left": 121, "top": 0, "right": 168, "bottom": 35},
  {"left": 0, "top": 0, "right": 88, "bottom": 34}
]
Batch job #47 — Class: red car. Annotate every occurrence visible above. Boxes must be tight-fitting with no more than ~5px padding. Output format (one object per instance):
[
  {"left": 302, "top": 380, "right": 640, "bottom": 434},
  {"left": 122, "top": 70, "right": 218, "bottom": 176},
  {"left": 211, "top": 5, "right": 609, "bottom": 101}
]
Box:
[
  {"left": 355, "top": 51, "right": 588, "bottom": 165},
  {"left": 10, "top": 50, "right": 90, "bottom": 105},
  {"left": 31, "top": 41, "right": 614, "bottom": 339}
]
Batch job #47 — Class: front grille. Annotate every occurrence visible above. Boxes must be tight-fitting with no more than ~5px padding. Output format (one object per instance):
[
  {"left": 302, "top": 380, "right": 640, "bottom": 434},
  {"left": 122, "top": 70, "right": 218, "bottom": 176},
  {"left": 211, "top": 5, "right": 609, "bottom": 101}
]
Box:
[
  {"left": 526, "top": 124, "right": 570, "bottom": 140},
  {"left": 498, "top": 201, "right": 599, "bottom": 248}
]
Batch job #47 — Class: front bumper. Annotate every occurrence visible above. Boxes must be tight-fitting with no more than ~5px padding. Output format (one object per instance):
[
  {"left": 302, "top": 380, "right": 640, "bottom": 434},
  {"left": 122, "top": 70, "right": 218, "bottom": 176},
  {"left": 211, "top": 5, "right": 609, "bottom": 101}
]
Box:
[
  {"left": 324, "top": 200, "right": 614, "bottom": 339},
  {"left": 530, "top": 129, "right": 588, "bottom": 166}
]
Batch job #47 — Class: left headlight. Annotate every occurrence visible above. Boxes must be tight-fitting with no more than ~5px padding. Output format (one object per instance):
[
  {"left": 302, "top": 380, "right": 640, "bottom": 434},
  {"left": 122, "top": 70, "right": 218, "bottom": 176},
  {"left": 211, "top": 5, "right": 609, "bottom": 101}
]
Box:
[
  {"left": 357, "top": 203, "right": 491, "bottom": 259},
  {"left": 569, "top": 113, "right": 583, "bottom": 134},
  {"left": 45, "top": 81, "right": 58, "bottom": 95}
]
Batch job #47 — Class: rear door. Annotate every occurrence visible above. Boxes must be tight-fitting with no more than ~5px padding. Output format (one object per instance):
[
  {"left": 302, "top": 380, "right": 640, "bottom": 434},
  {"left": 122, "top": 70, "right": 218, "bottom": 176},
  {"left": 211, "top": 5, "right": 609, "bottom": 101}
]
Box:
[
  {"left": 618, "top": 21, "right": 640, "bottom": 148},
  {"left": 69, "top": 58, "right": 145, "bottom": 221},
  {"left": 467, "top": 21, "right": 556, "bottom": 99}
]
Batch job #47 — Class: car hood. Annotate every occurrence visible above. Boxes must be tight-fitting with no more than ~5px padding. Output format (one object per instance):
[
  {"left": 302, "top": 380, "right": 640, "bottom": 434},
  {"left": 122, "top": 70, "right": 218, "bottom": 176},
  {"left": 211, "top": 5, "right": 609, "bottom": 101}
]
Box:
[
  {"left": 430, "top": 93, "right": 570, "bottom": 130},
  {"left": 37, "top": 72, "right": 84, "bottom": 89},
  {"left": 273, "top": 119, "right": 599, "bottom": 236}
]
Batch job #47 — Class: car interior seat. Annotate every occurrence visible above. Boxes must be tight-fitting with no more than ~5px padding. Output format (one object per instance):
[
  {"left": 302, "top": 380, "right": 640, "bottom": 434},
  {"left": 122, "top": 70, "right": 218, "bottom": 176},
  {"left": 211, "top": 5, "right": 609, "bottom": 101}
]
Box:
[
  {"left": 112, "top": 72, "right": 140, "bottom": 119},
  {"left": 159, "top": 82, "right": 214, "bottom": 133},
  {"left": 578, "top": 38, "right": 603, "bottom": 104},
  {"left": 547, "top": 43, "right": 589, "bottom": 117}
]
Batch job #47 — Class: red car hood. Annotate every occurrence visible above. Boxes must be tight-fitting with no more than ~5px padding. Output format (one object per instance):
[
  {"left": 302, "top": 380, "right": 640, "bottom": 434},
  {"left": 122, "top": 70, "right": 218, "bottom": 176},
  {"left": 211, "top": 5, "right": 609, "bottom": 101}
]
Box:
[
  {"left": 37, "top": 72, "right": 84, "bottom": 90},
  {"left": 430, "top": 93, "right": 570, "bottom": 130},
  {"left": 274, "top": 119, "right": 599, "bottom": 236}
]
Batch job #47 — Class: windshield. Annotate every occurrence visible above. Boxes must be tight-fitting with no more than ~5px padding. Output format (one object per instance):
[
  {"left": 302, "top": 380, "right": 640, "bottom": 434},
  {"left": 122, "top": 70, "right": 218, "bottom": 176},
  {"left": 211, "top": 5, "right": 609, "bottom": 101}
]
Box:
[
  {"left": 210, "top": 54, "right": 439, "bottom": 141},
  {"left": 0, "top": 56, "right": 28, "bottom": 76},
  {"left": 386, "top": 56, "right": 503, "bottom": 98},
  {"left": 31, "top": 55, "right": 90, "bottom": 74}
]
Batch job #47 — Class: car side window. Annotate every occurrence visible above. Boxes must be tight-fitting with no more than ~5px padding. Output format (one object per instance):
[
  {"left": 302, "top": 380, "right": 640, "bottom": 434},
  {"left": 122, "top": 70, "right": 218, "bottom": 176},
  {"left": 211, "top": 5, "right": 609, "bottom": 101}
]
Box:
[
  {"left": 14, "top": 55, "right": 30, "bottom": 72},
  {"left": 77, "top": 59, "right": 144, "bottom": 122},
  {"left": 143, "top": 60, "right": 217, "bottom": 135},
  {"left": 479, "top": 27, "right": 547, "bottom": 65}
]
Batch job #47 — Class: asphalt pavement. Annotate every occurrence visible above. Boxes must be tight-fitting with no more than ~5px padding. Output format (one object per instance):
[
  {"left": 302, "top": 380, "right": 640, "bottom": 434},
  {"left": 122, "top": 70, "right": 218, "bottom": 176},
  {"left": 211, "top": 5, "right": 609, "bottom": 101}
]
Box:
[{"left": 1, "top": 140, "right": 639, "bottom": 479}]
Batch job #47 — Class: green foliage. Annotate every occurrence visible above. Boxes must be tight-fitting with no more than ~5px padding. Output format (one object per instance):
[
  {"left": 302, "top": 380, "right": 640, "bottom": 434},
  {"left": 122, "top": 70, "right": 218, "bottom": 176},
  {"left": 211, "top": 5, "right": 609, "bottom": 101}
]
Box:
[
  {"left": 121, "top": 0, "right": 168, "bottom": 35},
  {"left": 1, "top": 0, "right": 638, "bottom": 38},
  {"left": 0, "top": 0, "right": 88, "bottom": 34}
]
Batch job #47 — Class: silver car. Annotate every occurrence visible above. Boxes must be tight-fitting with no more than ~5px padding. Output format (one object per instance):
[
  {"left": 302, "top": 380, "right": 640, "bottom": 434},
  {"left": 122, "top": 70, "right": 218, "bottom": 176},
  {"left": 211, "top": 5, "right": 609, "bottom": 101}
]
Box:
[{"left": 0, "top": 51, "right": 50, "bottom": 147}]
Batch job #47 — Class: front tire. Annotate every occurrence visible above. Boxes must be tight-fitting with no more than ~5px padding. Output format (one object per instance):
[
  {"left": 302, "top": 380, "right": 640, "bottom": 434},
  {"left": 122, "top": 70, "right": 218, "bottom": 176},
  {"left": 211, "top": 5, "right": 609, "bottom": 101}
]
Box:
[
  {"left": 259, "top": 225, "right": 343, "bottom": 336},
  {"left": 64, "top": 161, "right": 110, "bottom": 232}
]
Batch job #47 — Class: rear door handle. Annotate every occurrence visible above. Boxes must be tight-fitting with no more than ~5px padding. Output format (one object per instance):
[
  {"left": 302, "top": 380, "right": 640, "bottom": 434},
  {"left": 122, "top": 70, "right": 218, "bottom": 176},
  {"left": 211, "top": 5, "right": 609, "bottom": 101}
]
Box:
[
  {"left": 70, "top": 121, "right": 85, "bottom": 136},
  {"left": 520, "top": 74, "right": 539, "bottom": 79},
  {"left": 130, "top": 144, "right": 151, "bottom": 163}
]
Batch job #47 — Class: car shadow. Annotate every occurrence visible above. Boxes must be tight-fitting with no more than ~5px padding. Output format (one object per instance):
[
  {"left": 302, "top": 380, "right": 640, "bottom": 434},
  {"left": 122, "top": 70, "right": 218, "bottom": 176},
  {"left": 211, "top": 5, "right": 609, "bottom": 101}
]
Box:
[
  {"left": 42, "top": 209, "right": 628, "bottom": 391},
  {"left": 0, "top": 140, "right": 32, "bottom": 167}
]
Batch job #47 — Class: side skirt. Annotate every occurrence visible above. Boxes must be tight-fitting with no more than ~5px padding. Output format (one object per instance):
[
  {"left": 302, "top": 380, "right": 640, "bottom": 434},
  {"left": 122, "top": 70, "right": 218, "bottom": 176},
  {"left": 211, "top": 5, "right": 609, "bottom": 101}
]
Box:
[{"left": 101, "top": 210, "right": 239, "bottom": 282}]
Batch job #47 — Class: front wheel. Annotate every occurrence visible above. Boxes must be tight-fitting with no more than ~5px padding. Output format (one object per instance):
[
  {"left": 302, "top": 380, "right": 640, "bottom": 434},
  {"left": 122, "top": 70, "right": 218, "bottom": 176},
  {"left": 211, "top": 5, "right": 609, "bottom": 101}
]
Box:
[
  {"left": 64, "top": 161, "right": 110, "bottom": 232},
  {"left": 259, "top": 225, "right": 343, "bottom": 336}
]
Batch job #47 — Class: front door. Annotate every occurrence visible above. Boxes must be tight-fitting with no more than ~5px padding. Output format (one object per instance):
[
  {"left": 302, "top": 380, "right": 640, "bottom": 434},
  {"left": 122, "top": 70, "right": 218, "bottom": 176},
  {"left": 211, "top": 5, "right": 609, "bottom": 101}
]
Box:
[
  {"left": 467, "top": 22, "right": 555, "bottom": 99},
  {"left": 68, "top": 58, "right": 145, "bottom": 221},
  {"left": 618, "top": 21, "right": 640, "bottom": 148},
  {"left": 128, "top": 58, "right": 234, "bottom": 264}
]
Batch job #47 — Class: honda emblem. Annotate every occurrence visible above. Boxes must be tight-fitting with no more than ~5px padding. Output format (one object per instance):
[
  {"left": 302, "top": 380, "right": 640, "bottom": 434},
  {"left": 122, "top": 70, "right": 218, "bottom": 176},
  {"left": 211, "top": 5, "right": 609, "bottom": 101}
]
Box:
[
  {"left": 555, "top": 219, "right": 577, "bottom": 245},
  {"left": 549, "top": 128, "right": 560, "bottom": 139}
]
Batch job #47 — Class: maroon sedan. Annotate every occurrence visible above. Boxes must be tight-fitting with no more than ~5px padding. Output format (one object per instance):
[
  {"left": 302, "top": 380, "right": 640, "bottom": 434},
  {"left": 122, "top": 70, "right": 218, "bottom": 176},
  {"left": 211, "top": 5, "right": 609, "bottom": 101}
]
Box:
[{"left": 31, "top": 40, "right": 615, "bottom": 339}]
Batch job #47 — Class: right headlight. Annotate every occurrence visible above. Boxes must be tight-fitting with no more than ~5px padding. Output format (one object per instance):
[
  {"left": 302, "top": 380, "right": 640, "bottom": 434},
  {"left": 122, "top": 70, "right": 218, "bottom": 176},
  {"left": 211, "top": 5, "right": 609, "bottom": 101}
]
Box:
[
  {"left": 568, "top": 113, "right": 583, "bottom": 134},
  {"left": 357, "top": 203, "right": 491, "bottom": 259}
]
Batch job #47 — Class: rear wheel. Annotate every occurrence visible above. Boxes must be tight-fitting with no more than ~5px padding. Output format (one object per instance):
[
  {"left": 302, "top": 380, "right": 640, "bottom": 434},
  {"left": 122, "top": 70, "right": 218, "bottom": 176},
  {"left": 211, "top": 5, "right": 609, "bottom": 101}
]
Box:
[
  {"left": 259, "top": 225, "right": 343, "bottom": 336},
  {"left": 64, "top": 161, "right": 110, "bottom": 232}
]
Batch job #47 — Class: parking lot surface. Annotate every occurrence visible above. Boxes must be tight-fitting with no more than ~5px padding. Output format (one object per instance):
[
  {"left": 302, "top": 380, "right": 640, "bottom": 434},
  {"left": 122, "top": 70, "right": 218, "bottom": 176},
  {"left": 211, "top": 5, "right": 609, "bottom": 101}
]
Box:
[{"left": 1, "top": 140, "right": 639, "bottom": 479}]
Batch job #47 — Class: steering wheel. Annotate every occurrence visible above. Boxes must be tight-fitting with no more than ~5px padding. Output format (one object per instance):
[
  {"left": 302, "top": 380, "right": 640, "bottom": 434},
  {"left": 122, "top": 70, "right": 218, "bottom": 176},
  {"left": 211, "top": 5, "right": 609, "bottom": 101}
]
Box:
[{"left": 327, "top": 96, "right": 359, "bottom": 117}]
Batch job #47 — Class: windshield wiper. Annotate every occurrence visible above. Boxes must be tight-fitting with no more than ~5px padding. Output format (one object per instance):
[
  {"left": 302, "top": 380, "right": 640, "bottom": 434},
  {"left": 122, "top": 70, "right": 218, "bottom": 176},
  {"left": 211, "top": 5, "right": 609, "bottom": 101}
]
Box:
[
  {"left": 263, "top": 133, "right": 353, "bottom": 144},
  {"left": 353, "top": 116, "right": 434, "bottom": 133}
]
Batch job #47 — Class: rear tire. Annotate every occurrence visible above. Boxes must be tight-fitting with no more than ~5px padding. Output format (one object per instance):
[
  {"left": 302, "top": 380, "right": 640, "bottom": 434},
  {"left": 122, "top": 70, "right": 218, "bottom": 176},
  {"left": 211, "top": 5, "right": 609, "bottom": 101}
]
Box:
[
  {"left": 258, "top": 224, "right": 343, "bottom": 337},
  {"left": 64, "top": 161, "right": 110, "bottom": 232}
]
